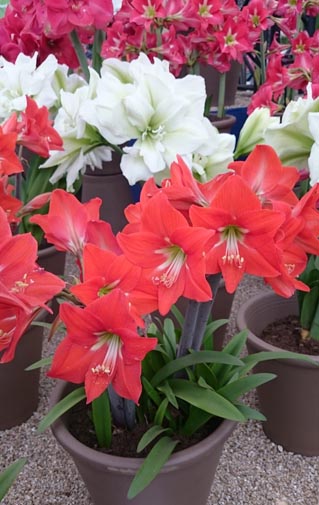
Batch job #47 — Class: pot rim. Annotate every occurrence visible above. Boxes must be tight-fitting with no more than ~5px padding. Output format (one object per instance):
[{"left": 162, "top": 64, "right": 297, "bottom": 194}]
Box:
[
  {"left": 50, "top": 380, "right": 237, "bottom": 473},
  {"left": 237, "top": 290, "right": 319, "bottom": 367}
]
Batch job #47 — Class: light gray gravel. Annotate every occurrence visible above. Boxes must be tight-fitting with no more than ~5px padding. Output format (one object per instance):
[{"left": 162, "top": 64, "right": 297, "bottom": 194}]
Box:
[{"left": 1, "top": 269, "right": 319, "bottom": 505}]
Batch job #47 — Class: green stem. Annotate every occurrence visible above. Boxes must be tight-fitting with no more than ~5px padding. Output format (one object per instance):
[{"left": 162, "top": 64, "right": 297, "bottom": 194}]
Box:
[
  {"left": 217, "top": 72, "right": 226, "bottom": 119},
  {"left": 92, "top": 29, "right": 106, "bottom": 74},
  {"left": 259, "top": 31, "right": 266, "bottom": 85},
  {"left": 191, "top": 274, "right": 221, "bottom": 351},
  {"left": 70, "top": 29, "right": 90, "bottom": 82}
]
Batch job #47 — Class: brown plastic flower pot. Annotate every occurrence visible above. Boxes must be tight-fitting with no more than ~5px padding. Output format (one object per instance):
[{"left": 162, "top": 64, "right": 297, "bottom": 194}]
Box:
[
  {"left": 0, "top": 311, "right": 45, "bottom": 430},
  {"left": 237, "top": 291, "right": 319, "bottom": 456},
  {"left": 50, "top": 381, "right": 236, "bottom": 505}
]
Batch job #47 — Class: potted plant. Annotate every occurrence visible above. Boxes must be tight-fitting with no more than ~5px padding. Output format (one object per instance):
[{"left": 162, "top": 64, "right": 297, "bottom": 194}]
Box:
[{"left": 23, "top": 143, "right": 318, "bottom": 504}]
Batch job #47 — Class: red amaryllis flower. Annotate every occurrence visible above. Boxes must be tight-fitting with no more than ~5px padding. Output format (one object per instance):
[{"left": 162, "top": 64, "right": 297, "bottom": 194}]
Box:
[
  {"left": 70, "top": 243, "right": 143, "bottom": 325},
  {"left": 12, "top": 97, "right": 63, "bottom": 158},
  {"left": 0, "top": 176, "right": 22, "bottom": 223},
  {"left": 190, "top": 175, "right": 284, "bottom": 293},
  {"left": 0, "top": 125, "right": 23, "bottom": 176},
  {"left": 118, "top": 192, "right": 215, "bottom": 315},
  {"left": 48, "top": 289, "right": 158, "bottom": 403},
  {"left": 228, "top": 145, "right": 299, "bottom": 207},
  {"left": 29, "top": 189, "right": 102, "bottom": 261}
]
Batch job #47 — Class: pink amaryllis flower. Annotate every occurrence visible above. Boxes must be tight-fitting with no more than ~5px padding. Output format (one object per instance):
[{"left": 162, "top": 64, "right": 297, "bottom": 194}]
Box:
[
  {"left": 48, "top": 289, "right": 158, "bottom": 403},
  {"left": 118, "top": 192, "right": 215, "bottom": 315},
  {"left": 190, "top": 174, "right": 284, "bottom": 293}
]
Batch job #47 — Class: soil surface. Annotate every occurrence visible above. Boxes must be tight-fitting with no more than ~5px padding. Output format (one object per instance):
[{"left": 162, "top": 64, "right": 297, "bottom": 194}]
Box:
[
  {"left": 68, "top": 401, "right": 221, "bottom": 457},
  {"left": 260, "top": 314, "right": 319, "bottom": 356}
]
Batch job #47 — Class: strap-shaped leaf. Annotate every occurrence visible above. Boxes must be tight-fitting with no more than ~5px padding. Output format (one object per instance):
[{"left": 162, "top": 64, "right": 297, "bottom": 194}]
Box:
[
  {"left": 217, "top": 373, "right": 276, "bottom": 401},
  {"left": 169, "top": 379, "right": 245, "bottom": 421},
  {"left": 137, "top": 425, "right": 171, "bottom": 453},
  {"left": 181, "top": 406, "right": 212, "bottom": 437},
  {"left": 92, "top": 391, "right": 112, "bottom": 448},
  {"left": 163, "top": 318, "right": 177, "bottom": 359},
  {"left": 151, "top": 350, "right": 243, "bottom": 387},
  {"left": 233, "top": 402, "right": 266, "bottom": 421},
  {"left": 170, "top": 304, "right": 184, "bottom": 328},
  {"left": 0, "top": 458, "right": 27, "bottom": 501},
  {"left": 127, "top": 436, "right": 179, "bottom": 500},
  {"left": 241, "top": 350, "right": 317, "bottom": 375},
  {"left": 38, "top": 386, "right": 86, "bottom": 433},
  {"left": 154, "top": 398, "right": 169, "bottom": 426},
  {"left": 157, "top": 381, "right": 179, "bottom": 408},
  {"left": 310, "top": 301, "right": 319, "bottom": 340},
  {"left": 300, "top": 286, "right": 319, "bottom": 331},
  {"left": 25, "top": 356, "right": 52, "bottom": 371}
]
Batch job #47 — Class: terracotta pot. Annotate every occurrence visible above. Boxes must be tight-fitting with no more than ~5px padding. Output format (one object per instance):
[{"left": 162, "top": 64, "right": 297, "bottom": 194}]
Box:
[
  {"left": 50, "top": 381, "right": 236, "bottom": 505},
  {"left": 81, "top": 155, "right": 135, "bottom": 233},
  {"left": 37, "top": 245, "right": 66, "bottom": 322},
  {"left": 0, "top": 310, "right": 45, "bottom": 430},
  {"left": 237, "top": 291, "right": 319, "bottom": 456}
]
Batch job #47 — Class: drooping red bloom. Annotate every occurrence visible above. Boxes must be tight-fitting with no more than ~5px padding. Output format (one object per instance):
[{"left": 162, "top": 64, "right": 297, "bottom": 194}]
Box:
[
  {"left": 190, "top": 175, "right": 284, "bottom": 293},
  {"left": 0, "top": 125, "right": 23, "bottom": 176},
  {"left": 48, "top": 289, "right": 158, "bottom": 403},
  {"left": 3, "top": 97, "right": 63, "bottom": 158},
  {"left": 29, "top": 189, "right": 102, "bottom": 260},
  {"left": 118, "top": 192, "right": 215, "bottom": 315},
  {"left": 0, "top": 176, "right": 23, "bottom": 224},
  {"left": 70, "top": 243, "right": 143, "bottom": 325},
  {"left": 228, "top": 145, "right": 299, "bottom": 207}
]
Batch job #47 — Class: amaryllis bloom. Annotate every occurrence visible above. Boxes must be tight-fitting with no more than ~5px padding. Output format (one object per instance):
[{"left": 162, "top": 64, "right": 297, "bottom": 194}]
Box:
[
  {"left": 0, "top": 126, "right": 23, "bottom": 176},
  {"left": 118, "top": 192, "right": 215, "bottom": 314},
  {"left": 29, "top": 189, "right": 102, "bottom": 262},
  {"left": 70, "top": 243, "right": 142, "bottom": 324},
  {"left": 48, "top": 289, "right": 157, "bottom": 403},
  {"left": 229, "top": 145, "right": 299, "bottom": 207},
  {"left": 12, "top": 97, "right": 63, "bottom": 158},
  {"left": 190, "top": 174, "right": 284, "bottom": 293},
  {"left": 0, "top": 176, "right": 22, "bottom": 223}
]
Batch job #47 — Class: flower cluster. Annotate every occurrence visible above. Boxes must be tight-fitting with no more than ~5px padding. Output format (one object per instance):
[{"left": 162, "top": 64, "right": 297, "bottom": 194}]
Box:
[
  {"left": 247, "top": 1, "right": 319, "bottom": 114},
  {"left": 41, "top": 53, "right": 236, "bottom": 190}
]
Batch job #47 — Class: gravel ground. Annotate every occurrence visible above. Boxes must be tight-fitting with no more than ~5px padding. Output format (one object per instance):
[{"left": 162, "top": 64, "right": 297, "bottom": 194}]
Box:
[{"left": 1, "top": 268, "right": 319, "bottom": 505}]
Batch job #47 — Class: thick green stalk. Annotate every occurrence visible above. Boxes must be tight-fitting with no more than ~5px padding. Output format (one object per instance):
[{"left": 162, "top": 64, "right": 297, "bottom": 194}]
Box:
[
  {"left": 177, "top": 300, "right": 200, "bottom": 358},
  {"left": 191, "top": 274, "right": 221, "bottom": 351},
  {"left": 92, "top": 29, "right": 106, "bottom": 74},
  {"left": 70, "top": 29, "right": 90, "bottom": 82},
  {"left": 259, "top": 31, "right": 266, "bottom": 85}
]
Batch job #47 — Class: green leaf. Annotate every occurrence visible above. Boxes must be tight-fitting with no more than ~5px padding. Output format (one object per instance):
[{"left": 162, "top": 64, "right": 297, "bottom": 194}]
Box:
[
  {"left": 154, "top": 398, "right": 169, "bottom": 426},
  {"left": 169, "top": 379, "right": 245, "bottom": 421},
  {"left": 25, "top": 356, "right": 52, "bottom": 371},
  {"left": 30, "top": 321, "right": 52, "bottom": 329},
  {"left": 300, "top": 286, "right": 319, "bottom": 331},
  {"left": 309, "top": 301, "right": 319, "bottom": 340},
  {"left": 137, "top": 425, "right": 171, "bottom": 453},
  {"left": 203, "top": 319, "right": 228, "bottom": 351},
  {"left": 151, "top": 350, "right": 243, "bottom": 387},
  {"left": 170, "top": 304, "right": 184, "bottom": 328},
  {"left": 38, "top": 387, "right": 86, "bottom": 433},
  {"left": 211, "top": 330, "right": 247, "bottom": 382},
  {"left": 0, "top": 458, "right": 27, "bottom": 501},
  {"left": 157, "top": 381, "right": 179, "bottom": 408},
  {"left": 241, "top": 349, "right": 318, "bottom": 375},
  {"left": 92, "top": 391, "right": 112, "bottom": 448},
  {"left": 218, "top": 373, "right": 276, "bottom": 401},
  {"left": 142, "top": 377, "right": 162, "bottom": 407},
  {"left": 127, "top": 436, "right": 179, "bottom": 500},
  {"left": 163, "top": 318, "right": 177, "bottom": 359},
  {"left": 233, "top": 402, "right": 266, "bottom": 421},
  {"left": 181, "top": 406, "right": 212, "bottom": 437}
]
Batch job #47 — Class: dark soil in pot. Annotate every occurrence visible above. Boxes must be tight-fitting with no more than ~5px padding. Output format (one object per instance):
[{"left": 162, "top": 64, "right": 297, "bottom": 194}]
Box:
[
  {"left": 261, "top": 315, "right": 319, "bottom": 356},
  {"left": 68, "top": 399, "right": 222, "bottom": 458}
]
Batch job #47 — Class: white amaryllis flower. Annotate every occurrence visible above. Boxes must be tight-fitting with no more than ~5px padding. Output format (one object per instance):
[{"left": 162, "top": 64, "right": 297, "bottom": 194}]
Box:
[
  {"left": 234, "top": 107, "right": 280, "bottom": 159},
  {"left": 81, "top": 54, "right": 208, "bottom": 185},
  {"left": 0, "top": 52, "right": 59, "bottom": 120},
  {"left": 264, "top": 84, "right": 319, "bottom": 169},
  {"left": 41, "top": 68, "right": 113, "bottom": 191},
  {"left": 308, "top": 112, "right": 319, "bottom": 185},
  {"left": 190, "top": 118, "right": 236, "bottom": 182}
]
